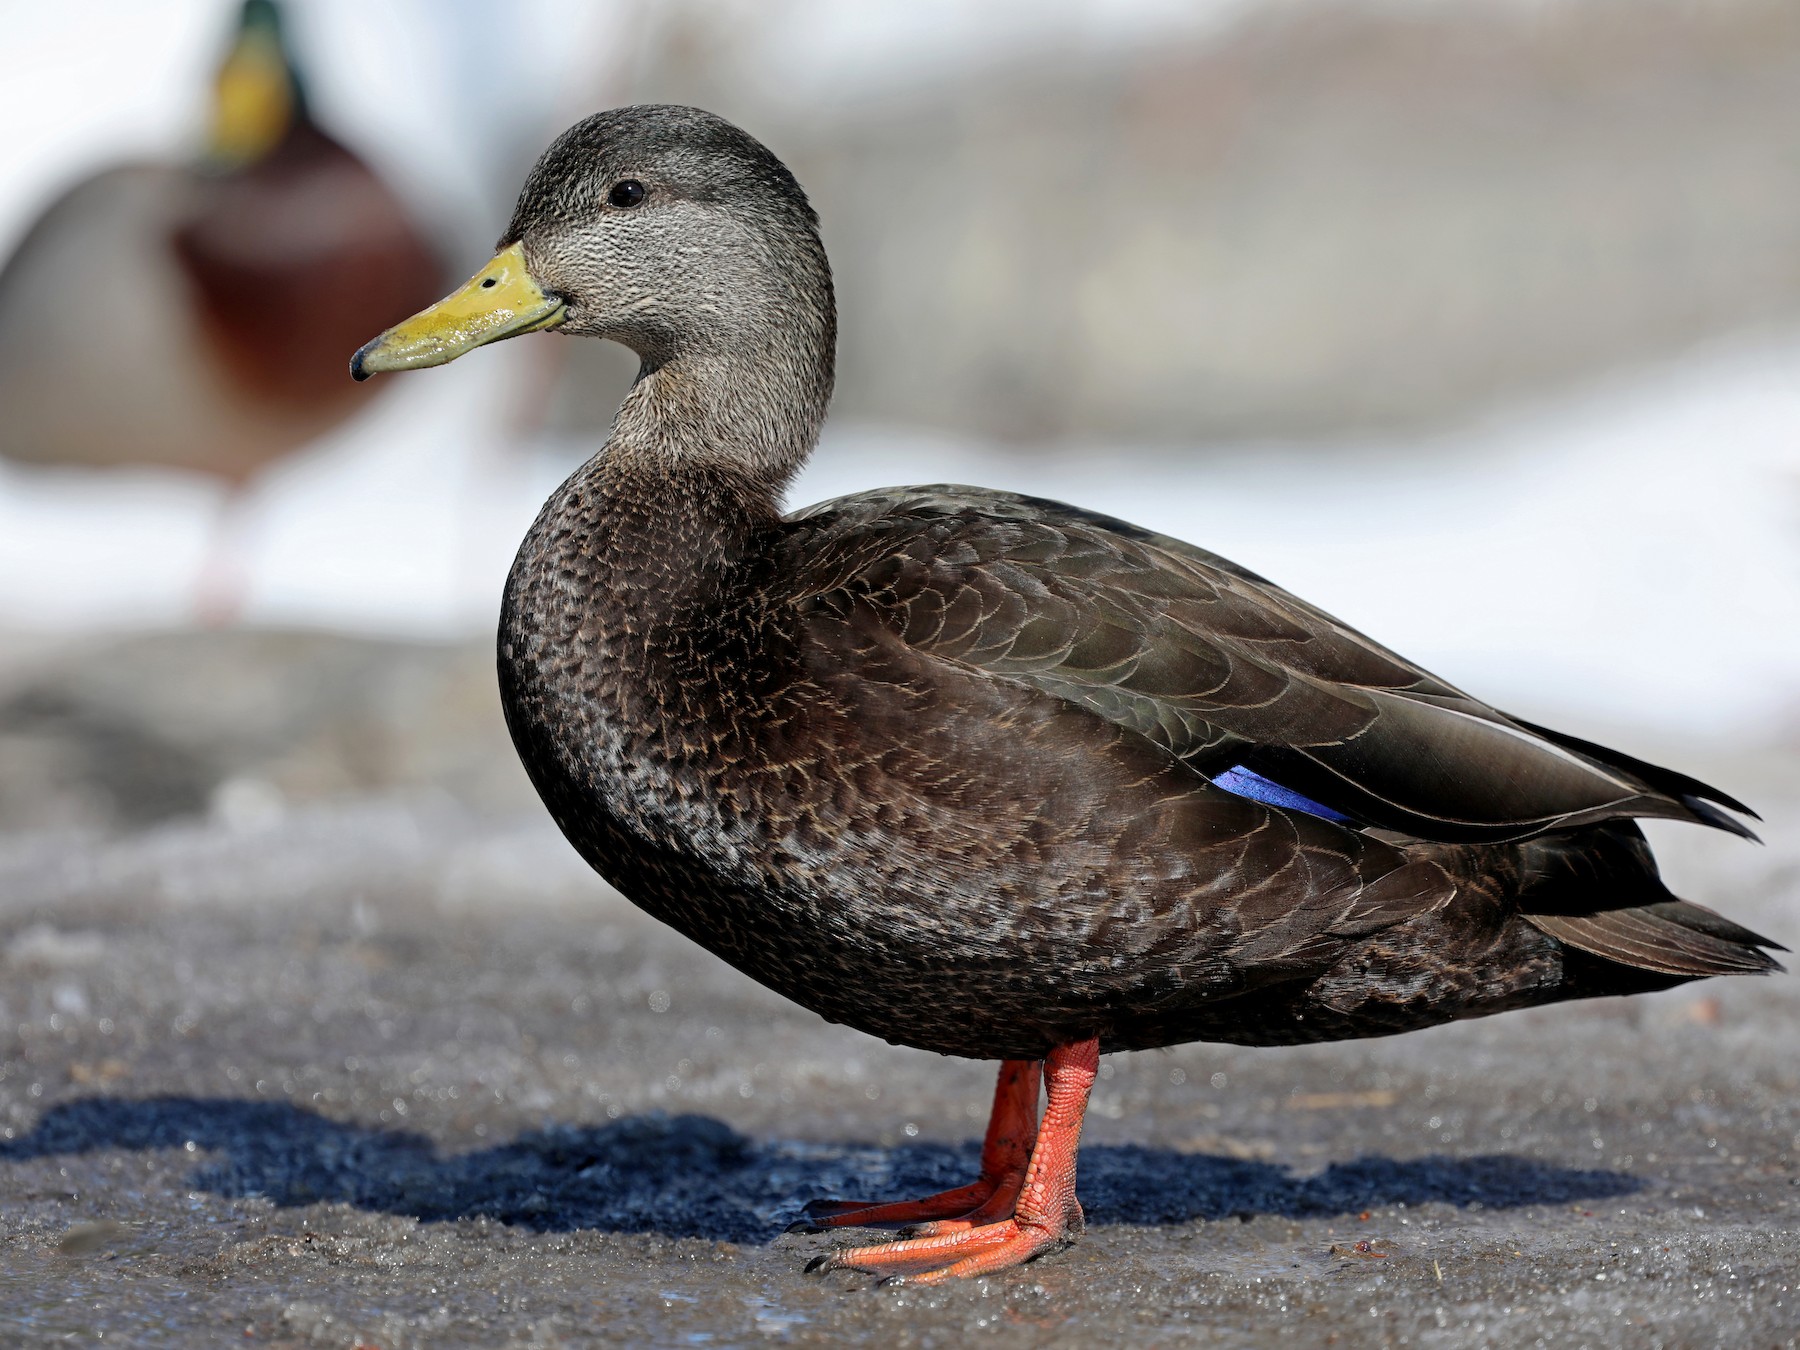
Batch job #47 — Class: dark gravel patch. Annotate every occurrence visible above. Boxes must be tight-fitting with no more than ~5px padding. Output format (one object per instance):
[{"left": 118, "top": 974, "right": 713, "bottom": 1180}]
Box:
[{"left": 1, "top": 786, "right": 1795, "bottom": 1347}]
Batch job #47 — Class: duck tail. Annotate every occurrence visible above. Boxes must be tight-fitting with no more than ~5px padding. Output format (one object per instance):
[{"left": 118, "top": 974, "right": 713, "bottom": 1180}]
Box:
[
  {"left": 1513, "top": 822, "right": 1785, "bottom": 978},
  {"left": 1508, "top": 718, "right": 1762, "bottom": 840},
  {"left": 1526, "top": 901, "right": 1784, "bottom": 977}
]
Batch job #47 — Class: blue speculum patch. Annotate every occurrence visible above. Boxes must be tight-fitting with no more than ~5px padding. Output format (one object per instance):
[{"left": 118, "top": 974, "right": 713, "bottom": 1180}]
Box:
[{"left": 1210, "top": 764, "right": 1355, "bottom": 824}]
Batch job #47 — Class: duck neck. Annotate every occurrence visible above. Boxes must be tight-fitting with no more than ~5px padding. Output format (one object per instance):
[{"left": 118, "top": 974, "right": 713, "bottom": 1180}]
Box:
[
  {"left": 523, "top": 309, "right": 834, "bottom": 631},
  {"left": 600, "top": 288, "right": 836, "bottom": 519}
]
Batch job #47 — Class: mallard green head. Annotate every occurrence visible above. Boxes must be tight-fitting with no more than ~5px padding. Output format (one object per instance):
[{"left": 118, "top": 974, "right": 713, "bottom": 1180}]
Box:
[{"left": 350, "top": 105, "right": 833, "bottom": 385}]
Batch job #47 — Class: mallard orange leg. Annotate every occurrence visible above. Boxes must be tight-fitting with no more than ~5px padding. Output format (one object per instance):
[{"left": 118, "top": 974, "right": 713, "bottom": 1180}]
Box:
[
  {"left": 805, "top": 1038, "right": 1099, "bottom": 1284},
  {"left": 794, "top": 1059, "right": 1041, "bottom": 1231}
]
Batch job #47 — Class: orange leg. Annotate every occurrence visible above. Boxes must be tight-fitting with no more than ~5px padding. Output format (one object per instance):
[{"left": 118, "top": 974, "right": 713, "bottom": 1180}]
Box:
[
  {"left": 793, "top": 1060, "right": 1041, "bottom": 1232},
  {"left": 805, "top": 1038, "right": 1099, "bottom": 1284}
]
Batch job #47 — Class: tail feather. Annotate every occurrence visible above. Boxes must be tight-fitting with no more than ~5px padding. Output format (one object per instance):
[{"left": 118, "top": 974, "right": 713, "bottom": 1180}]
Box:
[
  {"left": 1637, "top": 899, "right": 1788, "bottom": 953},
  {"left": 1675, "top": 794, "right": 1761, "bottom": 843},
  {"left": 1509, "top": 821, "right": 1783, "bottom": 979},
  {"left": 1508, "top": 717, "right": 1761, "bottom": 836},
  {"left": 1526, "top": 900, "right": 1784, "bottom": 978}
]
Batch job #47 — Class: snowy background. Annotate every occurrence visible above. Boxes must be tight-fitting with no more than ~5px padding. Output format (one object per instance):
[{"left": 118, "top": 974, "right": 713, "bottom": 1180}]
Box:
[{"left": 1, "top": 0, "right": 1797, "bottom": 742}]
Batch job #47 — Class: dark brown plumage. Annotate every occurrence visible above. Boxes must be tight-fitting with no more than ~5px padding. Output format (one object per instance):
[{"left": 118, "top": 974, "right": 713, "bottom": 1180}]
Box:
[{"left": 353, "top": 104, "right": 1782, "bottom": 1283}]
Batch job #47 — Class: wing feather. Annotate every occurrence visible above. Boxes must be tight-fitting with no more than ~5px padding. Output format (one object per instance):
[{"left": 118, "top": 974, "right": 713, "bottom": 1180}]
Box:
[{"left": 784, "top": 485, "right": 1752, "bottom": 844}]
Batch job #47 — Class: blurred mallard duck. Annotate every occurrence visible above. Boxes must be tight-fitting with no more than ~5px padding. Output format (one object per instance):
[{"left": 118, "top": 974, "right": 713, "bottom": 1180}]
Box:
[
  {"left": 0, "top": 0, "right": 443, "bottom": 489},
  {"left": 351, "top": 105, "right": 1782, "bottom": 1284}
]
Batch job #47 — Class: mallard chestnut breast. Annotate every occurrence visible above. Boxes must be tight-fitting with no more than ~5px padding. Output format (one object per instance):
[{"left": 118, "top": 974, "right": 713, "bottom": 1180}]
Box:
[{"left": 352, "top": 105, "right": 1781, "bottom": 1284}]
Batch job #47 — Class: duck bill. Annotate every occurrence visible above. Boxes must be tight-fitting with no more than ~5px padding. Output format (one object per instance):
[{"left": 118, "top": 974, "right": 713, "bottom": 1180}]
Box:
[{"left": 350, "top": 242, "right": 565, "bottom": 380}]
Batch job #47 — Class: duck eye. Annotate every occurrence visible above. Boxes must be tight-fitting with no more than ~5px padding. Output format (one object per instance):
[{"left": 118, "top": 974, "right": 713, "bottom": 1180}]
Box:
[{"left": 608, "top": 180, "right": 646, "bottom": 209}]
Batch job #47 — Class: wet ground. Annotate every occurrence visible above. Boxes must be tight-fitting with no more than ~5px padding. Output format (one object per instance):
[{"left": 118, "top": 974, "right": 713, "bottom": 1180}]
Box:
[{"left": 2, "top": 730, "right": 1797, "bottom": 1346}]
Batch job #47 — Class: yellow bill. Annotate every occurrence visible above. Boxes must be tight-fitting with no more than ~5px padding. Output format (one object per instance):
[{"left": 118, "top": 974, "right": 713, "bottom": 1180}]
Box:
[{"left": 350, "top": 242, "right": 565, "bottom": 380}]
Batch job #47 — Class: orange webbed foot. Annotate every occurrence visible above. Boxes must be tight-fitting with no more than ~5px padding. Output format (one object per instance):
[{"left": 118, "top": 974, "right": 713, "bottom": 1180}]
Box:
[
  {"left": 806, "top": 1212, "right": 1079, "bottom": 1285},
  {"left": 802, "top": 1040, "right": 1097, "bottom": 1283},
  {"left": 791, "top": 1178, "right": 1000, "bottom": 1231},
  {"left": 790, "top": 1060, "right": 1039, "bottom": 1234}
]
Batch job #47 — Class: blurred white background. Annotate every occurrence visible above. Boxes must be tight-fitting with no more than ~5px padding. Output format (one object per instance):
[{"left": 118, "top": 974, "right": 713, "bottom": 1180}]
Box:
[{"left": 1, "top": 0, "right": 1796, "bottom": 752}]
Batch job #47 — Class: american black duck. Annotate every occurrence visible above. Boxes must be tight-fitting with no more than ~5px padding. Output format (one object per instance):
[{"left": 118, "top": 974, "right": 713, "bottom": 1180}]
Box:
[{"left": 350, "top": 105, "right": 1782, "bottom": 1284}]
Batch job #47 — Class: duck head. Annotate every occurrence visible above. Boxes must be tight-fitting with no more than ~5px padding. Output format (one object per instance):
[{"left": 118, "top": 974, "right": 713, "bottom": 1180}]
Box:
[{"left": 350, "top": 105, "right": 835, "bottom": 394}]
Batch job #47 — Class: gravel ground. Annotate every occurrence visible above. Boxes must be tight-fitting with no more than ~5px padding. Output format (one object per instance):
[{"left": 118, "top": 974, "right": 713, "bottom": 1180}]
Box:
[{"left": 2, "top": 748, "right": 1796, "bottom": 1347}]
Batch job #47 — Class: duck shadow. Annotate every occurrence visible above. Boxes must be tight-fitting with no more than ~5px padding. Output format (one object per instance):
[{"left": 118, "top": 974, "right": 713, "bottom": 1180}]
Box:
[{"left": 1, "top": 1096, "right": 1638, "bottom": 1245}]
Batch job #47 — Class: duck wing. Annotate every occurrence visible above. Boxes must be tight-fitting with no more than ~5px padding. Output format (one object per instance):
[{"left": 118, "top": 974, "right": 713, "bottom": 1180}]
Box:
[{"left": 785, "top": 485, "right": 1755, "bottom": 844}]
